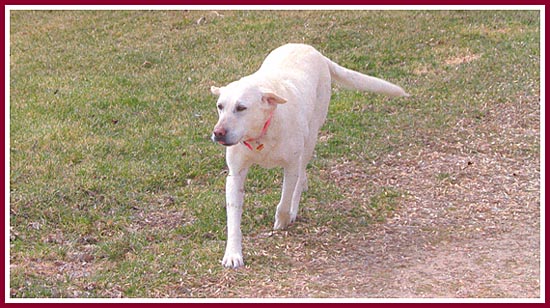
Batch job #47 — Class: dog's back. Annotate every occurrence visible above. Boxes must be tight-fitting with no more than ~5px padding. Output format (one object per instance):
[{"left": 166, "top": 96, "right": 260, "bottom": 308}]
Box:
[{"left": 260, "top": 43, "right": 408, "bottom": 97}]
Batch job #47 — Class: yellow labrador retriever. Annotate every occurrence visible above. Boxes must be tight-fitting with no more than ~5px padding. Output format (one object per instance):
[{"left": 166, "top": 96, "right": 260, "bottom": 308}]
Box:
[{"left": 211, "top": 43, "right": 408, "bottom": 268}]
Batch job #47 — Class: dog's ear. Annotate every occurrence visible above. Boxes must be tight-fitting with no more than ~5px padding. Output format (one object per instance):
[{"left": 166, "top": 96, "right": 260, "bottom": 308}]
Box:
[
  {"left": 262, "top": 92, "right": 287, "bottom": 105},
  {"left": 211, "top": 86, "right": 222, "bottom": 96}
]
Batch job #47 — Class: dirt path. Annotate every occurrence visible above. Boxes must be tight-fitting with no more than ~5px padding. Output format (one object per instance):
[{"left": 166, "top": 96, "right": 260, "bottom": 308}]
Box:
[
  {"left": 308, "top": 147, "right": 540, "bottom": 298},
  {"left": 305, "top": 95, "right": 541, "bottom": 298}
]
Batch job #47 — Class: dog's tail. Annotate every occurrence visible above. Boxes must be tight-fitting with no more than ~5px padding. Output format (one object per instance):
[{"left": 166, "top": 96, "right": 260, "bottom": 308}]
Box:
[{"left": 325, "top": 57, "right": 409, "bottom": 97}]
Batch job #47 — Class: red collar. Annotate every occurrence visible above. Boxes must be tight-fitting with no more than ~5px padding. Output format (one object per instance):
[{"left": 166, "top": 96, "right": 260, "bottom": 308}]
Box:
[{"left": 242, "top": 111, "right": 274, "bottom": 151}]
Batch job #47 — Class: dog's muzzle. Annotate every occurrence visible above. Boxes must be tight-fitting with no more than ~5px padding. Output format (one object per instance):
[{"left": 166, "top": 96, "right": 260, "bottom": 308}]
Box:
[{"left": 212, "top": 127, "right": 235, "bottom": 146}]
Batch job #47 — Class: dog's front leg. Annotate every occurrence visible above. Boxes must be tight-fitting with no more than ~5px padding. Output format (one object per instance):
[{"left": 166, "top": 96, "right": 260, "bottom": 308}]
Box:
[{"left": 222, "top": 168, "right": 248, "bottom": 268}]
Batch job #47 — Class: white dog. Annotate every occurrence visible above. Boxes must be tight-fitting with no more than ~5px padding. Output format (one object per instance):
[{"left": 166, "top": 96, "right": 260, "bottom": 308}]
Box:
[{"left": 211, "top": 43, "right": 408, "bottom": 268}]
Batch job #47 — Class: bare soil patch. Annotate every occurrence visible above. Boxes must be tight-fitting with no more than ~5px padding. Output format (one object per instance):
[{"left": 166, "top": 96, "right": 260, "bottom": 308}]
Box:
[{"left": 306, "top": 95, "right": 541, "bottom": 297}]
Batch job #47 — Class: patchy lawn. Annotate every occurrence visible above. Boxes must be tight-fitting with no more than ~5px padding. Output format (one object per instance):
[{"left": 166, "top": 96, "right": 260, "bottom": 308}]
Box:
[{"left": 9, "top": 9, "right": 540, "bottom": 299}]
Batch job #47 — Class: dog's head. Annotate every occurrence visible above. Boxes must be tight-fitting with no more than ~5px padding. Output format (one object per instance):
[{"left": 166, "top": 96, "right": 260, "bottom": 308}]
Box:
[{"left": 211, "top": 81, "right": 286, "bottom": 146}]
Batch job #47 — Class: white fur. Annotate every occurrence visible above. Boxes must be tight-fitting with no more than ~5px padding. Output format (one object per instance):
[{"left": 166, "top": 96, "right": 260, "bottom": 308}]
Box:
[{"left": 211, "top": 44, "right": 408, "bottom": 268}]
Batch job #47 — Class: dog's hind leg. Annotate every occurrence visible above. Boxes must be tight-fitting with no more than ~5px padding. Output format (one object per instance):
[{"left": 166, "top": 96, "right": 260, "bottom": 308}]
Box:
[
  {"left": 274, "top": 163, "right": 300, "bottom": 230},
  {"left": 290, "top": 164, "right": 307, "bottom": 223},
  {"left": 289, "top": 136, "right": 318, "bottom": 221}
]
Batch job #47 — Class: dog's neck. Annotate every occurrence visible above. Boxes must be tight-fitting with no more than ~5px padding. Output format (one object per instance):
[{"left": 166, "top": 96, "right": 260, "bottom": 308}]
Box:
[{"left": 242, "top": 110, "right": 274, "bottom": 151}]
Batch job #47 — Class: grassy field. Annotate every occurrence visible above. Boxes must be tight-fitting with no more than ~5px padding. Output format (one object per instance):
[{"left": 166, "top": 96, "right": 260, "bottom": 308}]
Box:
[{"left": 9, "top": 10, "right": 540, "bottom": 298}]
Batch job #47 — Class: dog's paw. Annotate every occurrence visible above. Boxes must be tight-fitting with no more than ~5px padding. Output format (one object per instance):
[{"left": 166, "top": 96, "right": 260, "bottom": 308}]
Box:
[
  {"left": 274, "top": 212, "right": 291, "bottom": 230},
  {"left": 222, "top": 252, "right": 244, "bottom": 269}
]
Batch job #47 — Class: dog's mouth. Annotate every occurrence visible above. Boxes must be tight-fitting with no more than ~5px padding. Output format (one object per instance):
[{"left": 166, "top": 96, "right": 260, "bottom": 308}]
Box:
[
  {"left": 212, "top": 135, "right": 237, "bottom": 147},
  {"left": 217, "top": 140, "right": 237, "bottom": 147}
]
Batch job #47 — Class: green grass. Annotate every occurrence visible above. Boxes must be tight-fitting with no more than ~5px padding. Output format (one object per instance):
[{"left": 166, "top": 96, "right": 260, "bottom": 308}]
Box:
[{"left": 9, "top": 10, "right": 540, "bottom": 298}]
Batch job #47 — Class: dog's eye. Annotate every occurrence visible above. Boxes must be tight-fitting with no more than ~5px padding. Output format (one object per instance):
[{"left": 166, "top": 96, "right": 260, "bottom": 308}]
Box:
[
  {"left": 217, "top": 104, "right": 223, "bottom": 110},
  {"left": 236, "top": 105, "right": 247, "bottom": 112}
]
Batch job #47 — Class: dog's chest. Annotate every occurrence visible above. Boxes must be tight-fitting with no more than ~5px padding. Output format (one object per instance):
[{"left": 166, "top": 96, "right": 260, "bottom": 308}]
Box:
[{"left": 242, "top": 141, "right": 293, "bottom": 169}]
